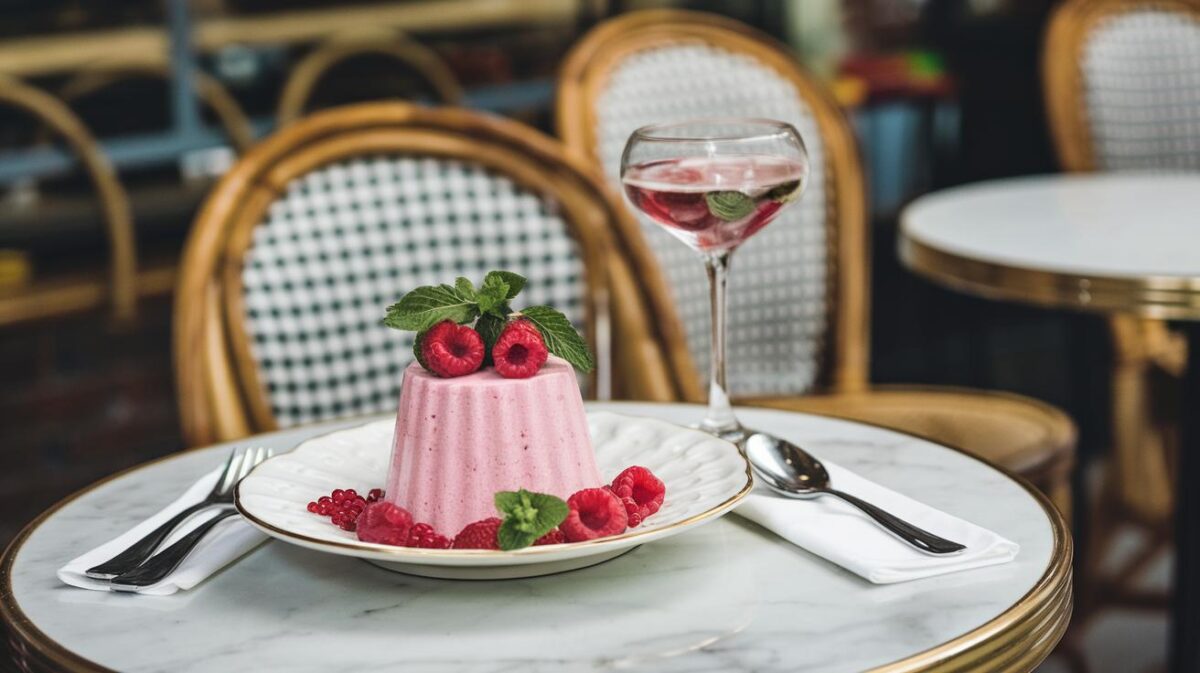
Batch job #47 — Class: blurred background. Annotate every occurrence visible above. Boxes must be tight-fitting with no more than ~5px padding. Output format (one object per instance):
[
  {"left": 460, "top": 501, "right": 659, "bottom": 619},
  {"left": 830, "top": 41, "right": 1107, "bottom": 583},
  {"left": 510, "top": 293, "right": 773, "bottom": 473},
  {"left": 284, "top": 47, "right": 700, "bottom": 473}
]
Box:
[{"left": 0, "top": 0, "right": 1173, "bottom": 671}]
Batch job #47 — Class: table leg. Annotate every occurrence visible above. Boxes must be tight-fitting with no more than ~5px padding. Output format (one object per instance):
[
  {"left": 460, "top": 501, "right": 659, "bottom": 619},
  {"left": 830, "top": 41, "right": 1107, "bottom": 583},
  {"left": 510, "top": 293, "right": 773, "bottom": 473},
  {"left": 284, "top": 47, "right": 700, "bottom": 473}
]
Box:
[{"left": 1170, "top": 323, "right": 1200, "bottom": 672}]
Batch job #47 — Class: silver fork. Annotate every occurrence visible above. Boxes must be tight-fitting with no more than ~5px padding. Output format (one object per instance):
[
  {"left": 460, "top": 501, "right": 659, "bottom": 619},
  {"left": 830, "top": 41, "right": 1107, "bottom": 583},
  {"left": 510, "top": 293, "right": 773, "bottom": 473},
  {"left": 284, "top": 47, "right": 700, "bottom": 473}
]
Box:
[{"left": 86, "top": 447, "right": 272, "bottom": 580}]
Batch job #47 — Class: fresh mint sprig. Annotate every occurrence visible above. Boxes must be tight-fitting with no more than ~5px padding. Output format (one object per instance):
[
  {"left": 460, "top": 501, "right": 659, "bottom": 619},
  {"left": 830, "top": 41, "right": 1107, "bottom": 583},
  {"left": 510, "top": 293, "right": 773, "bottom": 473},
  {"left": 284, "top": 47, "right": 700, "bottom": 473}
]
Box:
[
  {"left": 494, "top": 489, "right": 568, "bottom": 550},
  {"left": 518, "top": 306, "right": 595, "bottom": 373},
  {"left": 383, "top": 270, "right": 595, "bottom": 373}
]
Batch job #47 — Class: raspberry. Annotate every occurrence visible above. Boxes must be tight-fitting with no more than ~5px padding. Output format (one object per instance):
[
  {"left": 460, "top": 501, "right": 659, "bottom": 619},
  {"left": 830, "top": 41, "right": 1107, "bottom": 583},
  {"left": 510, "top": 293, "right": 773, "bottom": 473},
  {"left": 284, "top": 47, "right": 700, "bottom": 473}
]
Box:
[
  {"left": 492, "top": 320, "right": 549, "bottom": 379},
  {"left": 421, "top": 321, "right": 485, "bottom": 377},
  {"left": 610, "top": 466, "right": 666, "bottom": 528},
  {"left": 406, "top": 523, "right": 452, "bottom": 549},
  {"left": 561, "top": 488, "right": 628, "bottom": 542},
  {"left": 452, "top": 517, "right": 502, "bottom": 550},
  {"left": 534, "top": 528, "right": 565, "bottom": 546},
  {"left": 355, "top": 502, "right": 413, "bottom": 546}
]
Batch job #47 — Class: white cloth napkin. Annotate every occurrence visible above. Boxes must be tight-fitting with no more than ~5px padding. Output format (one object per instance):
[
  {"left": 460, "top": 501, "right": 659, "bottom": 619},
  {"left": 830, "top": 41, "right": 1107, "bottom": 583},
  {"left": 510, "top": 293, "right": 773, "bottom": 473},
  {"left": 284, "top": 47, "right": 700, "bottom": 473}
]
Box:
[
  {"left": 734, "top": 460, "right": 1019, "bottom": 584},
  {"left": 58, "top": 468, "right": 268, "bottom": 595}
]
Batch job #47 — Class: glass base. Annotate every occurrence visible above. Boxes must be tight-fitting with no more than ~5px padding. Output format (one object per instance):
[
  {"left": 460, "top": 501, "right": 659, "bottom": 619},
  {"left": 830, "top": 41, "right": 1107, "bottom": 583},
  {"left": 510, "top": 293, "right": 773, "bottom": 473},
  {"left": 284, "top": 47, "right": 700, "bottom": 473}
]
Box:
[{"left": 696, "top": 419, "right": 747, "bottom": 446}]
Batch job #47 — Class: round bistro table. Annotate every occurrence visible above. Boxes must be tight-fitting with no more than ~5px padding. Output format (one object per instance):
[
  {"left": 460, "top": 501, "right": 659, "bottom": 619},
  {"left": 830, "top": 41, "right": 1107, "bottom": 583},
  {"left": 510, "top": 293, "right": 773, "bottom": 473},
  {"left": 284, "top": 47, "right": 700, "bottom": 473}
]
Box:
[
  {"left": 1, "top": 402, "right": 1071, "bottom": 673},
  {"left": 899, "top": 172, "right": 1200, "bottom": 673}
]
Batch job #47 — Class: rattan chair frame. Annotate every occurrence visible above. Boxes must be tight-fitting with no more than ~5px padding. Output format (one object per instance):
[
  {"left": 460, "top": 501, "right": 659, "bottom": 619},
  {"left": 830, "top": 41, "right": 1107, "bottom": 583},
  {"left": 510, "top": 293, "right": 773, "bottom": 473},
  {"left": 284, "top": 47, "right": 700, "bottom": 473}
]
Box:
[{"left": 0, "top": 76, "right": 137, "bottom": 324}]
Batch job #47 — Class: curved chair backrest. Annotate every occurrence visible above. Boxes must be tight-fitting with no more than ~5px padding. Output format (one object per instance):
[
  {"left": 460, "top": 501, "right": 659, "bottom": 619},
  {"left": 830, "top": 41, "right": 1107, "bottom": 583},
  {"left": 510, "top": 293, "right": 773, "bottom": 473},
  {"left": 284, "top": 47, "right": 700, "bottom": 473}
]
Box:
[
  {"left": 1045, "top": 0, "right": 1200, "bottom": 171},
  {"left": 277, "top": 32, "right": 463, "bottom": 126},
  {"left": 43, "top": 62, "right": 255, "bottom": 153},
  {"left": 0, "top": 76, "right": 138, "bottom": 324},
  {"left": 175, "top": 103, "right": 670, "bottom": 446},
  {"left": 557, "top": 9, "right": 868, "bottom": 402}
]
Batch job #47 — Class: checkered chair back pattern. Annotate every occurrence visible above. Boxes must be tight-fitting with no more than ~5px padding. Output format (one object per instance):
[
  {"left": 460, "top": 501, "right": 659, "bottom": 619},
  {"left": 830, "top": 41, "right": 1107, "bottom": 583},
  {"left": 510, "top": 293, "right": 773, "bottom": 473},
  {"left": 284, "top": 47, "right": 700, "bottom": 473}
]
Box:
[
  {"left": 1080, "top": 6, "right": 1200, "bottom": 170},
  {"left": 592, "top": 43, "right": 830, "bottom": 397},
  {"left": 240, "top": 155, "right": 587, "bottom": 427}
]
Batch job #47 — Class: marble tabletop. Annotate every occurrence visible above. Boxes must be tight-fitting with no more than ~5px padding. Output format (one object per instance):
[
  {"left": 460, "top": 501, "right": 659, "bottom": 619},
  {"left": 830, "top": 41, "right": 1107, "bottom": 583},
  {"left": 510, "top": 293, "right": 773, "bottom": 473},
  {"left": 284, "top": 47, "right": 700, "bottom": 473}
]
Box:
[
  {"left": 899, "top": 173, "right": 1200, "bottom": 319},
  {"left": 2, "top": 402, "right": 1070, "bottom": 673}
]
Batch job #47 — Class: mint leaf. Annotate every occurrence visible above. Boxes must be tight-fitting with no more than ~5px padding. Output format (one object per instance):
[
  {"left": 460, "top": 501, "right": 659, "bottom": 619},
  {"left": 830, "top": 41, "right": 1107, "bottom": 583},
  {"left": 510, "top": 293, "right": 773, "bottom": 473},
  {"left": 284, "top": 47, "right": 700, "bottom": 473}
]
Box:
[
  {"left": 494, "top": 490, "right": 522, "bottom": 514},
  {"left": 455, "top": 277, "right": 477, "bottom": 300},
  {"left": 526, "top": 491, "right": 568, "bottom": 533},
  {"left": 383, "top": 284, "right": 479, "bottom": 331},
  {"left": 519, "top": 306, "right": 594, "bottom": 373},
  {"left": 484, "top": 271, "right": 526, "bottom": 299},
  {"left": 412, "top": 329, "right": 430, "bottom": 371},
  {"left": 766, "top": 180, "right": 802, "bottom": 204},
  {"left": 705, "top": 191, "right": 755, "bottom": 221},
  {"left": 476, "top": 278, "right": 509, "bottom": 315},
  {"left": 494, "top": 488, "right": 568, "bottom": 550},
  {"left": 475, "top": 313, "right": 505, "bottom": 366},
  {"left": 497, "top": 521, "right": 536, "bottom": 551}
]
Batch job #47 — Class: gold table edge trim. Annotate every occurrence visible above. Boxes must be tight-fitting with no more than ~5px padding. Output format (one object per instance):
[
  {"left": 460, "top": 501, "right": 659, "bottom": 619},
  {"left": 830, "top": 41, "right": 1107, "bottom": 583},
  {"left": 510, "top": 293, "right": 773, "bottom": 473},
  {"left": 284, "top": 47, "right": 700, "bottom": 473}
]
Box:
[
  {"left": 1, "top": 407, "right": 1074, "bottom": 673},
  {"left": 900, "top": 234, "right": 1200, "bottom": 321}
]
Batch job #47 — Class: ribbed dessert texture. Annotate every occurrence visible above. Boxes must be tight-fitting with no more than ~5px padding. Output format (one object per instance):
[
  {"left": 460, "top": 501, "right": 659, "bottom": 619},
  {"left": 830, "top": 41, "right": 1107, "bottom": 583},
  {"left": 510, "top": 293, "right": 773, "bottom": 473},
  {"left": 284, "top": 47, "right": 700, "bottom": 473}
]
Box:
[{"left": 385, "top": 357, "right": 602, "bottom": 536}]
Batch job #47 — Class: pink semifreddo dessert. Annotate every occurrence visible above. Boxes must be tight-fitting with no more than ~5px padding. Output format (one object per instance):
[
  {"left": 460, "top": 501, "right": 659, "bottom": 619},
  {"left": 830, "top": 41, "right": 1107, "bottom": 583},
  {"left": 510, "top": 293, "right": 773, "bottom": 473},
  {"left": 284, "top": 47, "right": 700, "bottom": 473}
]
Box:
[{"left": 385, "top": 356, "right": 602, "bottom": 535}]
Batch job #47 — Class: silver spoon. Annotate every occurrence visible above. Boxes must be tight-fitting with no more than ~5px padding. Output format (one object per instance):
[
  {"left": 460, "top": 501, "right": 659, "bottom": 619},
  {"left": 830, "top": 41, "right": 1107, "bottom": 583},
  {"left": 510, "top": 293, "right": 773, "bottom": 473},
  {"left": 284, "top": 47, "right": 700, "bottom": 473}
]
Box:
[{"left": 743, "top": 432, "right": 967, "bottom": 555}]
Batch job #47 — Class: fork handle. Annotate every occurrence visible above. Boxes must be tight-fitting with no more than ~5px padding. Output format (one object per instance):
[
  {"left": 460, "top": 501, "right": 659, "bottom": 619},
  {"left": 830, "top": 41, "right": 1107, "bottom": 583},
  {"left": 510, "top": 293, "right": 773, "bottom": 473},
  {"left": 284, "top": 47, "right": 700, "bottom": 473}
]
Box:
[
  {"left": 110, "top": 509, "right": 241, "bottom": 588},
  {"left": 823, "top": 488, "right": 967, "bottom": 555},
  {"left": 85, "top": 502, "right": 213, "bottom": 579}
]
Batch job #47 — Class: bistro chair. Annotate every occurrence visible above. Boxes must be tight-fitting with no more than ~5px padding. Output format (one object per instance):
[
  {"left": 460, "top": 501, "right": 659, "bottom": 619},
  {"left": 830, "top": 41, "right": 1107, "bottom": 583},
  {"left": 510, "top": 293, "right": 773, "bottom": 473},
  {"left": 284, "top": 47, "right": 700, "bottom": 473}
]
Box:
[
  {"left": 174, "top": 102, "right": 674, "bottom": 447},
  {"left": 557, "top": 9, "right": 1078, "bottom": 515},
  {"left": 1043, "top": 0, "right": 1200, "bottom": 623},
  {"left": 276, "top": 31, "right": 463, "bottom": 126},
  {"left": 46, "top": 61, "right": 256, "bottom": 153},
  {"left": 0, "top": 76, "right": 137, "bottom": 326}
]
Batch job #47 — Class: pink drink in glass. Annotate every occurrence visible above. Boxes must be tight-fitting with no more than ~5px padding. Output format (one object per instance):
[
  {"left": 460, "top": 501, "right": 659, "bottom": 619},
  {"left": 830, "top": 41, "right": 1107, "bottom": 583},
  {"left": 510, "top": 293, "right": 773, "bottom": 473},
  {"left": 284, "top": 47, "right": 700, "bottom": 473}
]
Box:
[{"left": 621, "top": 155, "right": 806, "bottom": 252}]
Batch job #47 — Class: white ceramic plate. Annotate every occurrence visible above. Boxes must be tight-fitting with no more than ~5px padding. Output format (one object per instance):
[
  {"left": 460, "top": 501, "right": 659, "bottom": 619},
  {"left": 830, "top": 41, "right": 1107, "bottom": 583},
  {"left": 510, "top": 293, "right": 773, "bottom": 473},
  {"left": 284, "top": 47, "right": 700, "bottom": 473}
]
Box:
[{"left": 236, "top": 411, "right": 752, "bottom": 579}]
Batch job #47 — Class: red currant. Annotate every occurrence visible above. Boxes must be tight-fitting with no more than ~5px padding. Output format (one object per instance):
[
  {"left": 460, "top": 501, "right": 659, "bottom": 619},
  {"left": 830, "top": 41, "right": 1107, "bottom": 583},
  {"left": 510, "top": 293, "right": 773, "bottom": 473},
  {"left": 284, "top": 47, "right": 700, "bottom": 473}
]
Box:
[{"left": 306, "top": 501, "right": 318, "bottom": 513}]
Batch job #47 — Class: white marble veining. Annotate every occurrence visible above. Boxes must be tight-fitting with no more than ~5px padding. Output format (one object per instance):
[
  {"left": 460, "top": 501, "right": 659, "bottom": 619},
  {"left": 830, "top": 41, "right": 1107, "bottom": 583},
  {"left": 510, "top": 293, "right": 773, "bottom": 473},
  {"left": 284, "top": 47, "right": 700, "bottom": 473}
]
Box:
[
  {"left": 9, "top": 403, "right": 1057, "bottom": 673},
  {"left": 903, "top": 173, "right": 1200, "bottom": 278}
]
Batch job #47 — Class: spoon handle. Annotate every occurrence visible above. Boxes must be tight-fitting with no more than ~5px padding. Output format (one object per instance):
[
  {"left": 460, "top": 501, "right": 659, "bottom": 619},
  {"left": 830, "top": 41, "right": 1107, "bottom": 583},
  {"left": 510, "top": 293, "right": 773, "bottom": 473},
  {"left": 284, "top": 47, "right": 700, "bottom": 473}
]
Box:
[{"left": 823, "top": 489, "right": 967, "bottom": 555}]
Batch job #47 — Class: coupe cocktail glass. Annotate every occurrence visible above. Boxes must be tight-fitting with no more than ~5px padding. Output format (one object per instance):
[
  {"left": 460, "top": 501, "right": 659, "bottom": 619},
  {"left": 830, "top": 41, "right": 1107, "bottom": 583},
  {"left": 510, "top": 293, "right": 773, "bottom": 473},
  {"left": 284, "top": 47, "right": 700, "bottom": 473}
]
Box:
[{"left": 620, "top": 119, "right": 809, "bottom": 439}]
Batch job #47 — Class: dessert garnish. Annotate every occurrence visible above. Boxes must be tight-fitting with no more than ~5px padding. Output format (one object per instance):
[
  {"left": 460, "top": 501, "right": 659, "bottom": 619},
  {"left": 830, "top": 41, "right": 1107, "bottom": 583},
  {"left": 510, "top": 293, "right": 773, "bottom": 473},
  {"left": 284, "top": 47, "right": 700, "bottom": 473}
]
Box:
[
  {"left": 492, "top": 319, "right": 549, "bottom": 379},
  {"left": 494, "top": 489, "right": 569, "bottom": 550},
  {"left": 610, "top": 466, "right": 666, "bottom": 528},
  {"left": 356, "top": 501, "right": 412, "bottom": 545},
  {"left": 404, "top": 522, "right": 451, "bottom": 549},
  {"left": 452, "top": 517, "right": 502, "bottom": 550},
  {"left": 561, "top": 488, "right": 628, "bottom": 542},
  {"left": 307, "top": 487, "right": 383, "bottom": 531},
  {"left": 418, "top": 321, "right": 485, "bottom": 378},
  {"left": 312, "top": 468, "right": 668, "bottom": 549},
  {"left": 383, "top": 270, "right": 594, "bottom": 378}
]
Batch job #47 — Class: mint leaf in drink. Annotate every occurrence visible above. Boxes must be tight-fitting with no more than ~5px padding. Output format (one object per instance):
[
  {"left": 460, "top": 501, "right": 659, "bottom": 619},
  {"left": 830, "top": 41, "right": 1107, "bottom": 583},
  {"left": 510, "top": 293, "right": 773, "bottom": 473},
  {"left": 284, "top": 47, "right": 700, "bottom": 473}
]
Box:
[
  {"left": 495, "top": 489, "right": 568, "bottom": 551},
  {"left": 766, "top": 179, "right": 802, "bottom": 204},
  {"left": 383, "top": 284, "right": 479, "bottom": 331},
  {"left": 519, "top": 306, "right": 594, "bottom": 373},
  {"left": 484, "top": 270, "right": 526, "bottom": 299},
  {"left": 475, "top": 312, "right": 505, "bottom": 366},
  {"left": 705, "top": 190, "right": 755, "bottom": 221}
]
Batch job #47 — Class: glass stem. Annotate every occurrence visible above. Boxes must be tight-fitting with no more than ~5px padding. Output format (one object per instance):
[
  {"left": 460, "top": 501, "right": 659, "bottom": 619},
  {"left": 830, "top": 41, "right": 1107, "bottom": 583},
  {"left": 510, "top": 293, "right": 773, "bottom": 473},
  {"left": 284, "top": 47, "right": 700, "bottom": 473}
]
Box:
[{"left": 701, "top": 250, "right": 742, "bottom": 439}]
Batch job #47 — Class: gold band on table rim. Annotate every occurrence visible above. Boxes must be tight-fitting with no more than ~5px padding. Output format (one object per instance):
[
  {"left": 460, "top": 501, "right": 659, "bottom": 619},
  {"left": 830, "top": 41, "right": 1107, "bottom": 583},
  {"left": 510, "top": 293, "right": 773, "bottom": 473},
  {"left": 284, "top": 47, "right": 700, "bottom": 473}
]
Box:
[
  {"left": 900, "top": 234, "right": 1200, "bottom": 321},
  {"left": 1, "top": 407, "right": 1072, "bottom": 673}
]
